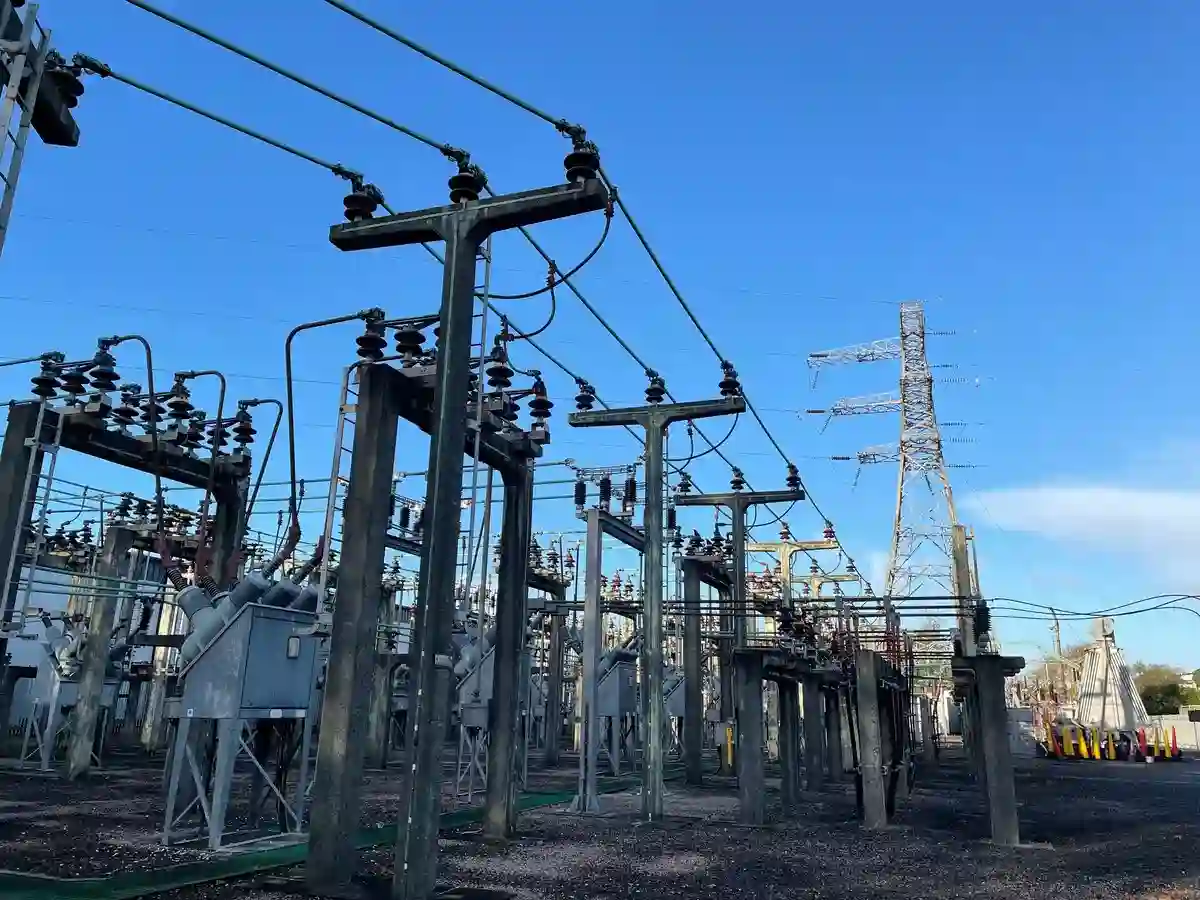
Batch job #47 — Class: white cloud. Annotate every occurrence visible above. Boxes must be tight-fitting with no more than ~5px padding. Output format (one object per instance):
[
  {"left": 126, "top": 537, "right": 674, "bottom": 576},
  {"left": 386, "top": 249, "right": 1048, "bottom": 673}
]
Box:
[{"left": 961, "top": 485, "right": 1200, "bottom": 581}]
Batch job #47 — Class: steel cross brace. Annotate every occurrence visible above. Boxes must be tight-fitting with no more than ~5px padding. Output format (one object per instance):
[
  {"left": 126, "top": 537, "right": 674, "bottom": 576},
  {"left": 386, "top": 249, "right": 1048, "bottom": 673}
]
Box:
[
  {"left": 569, "top": 395, "right": 743, "bottom": 820},
  {"left": 311, "top": 176, "right": 605, "bottom": 900}
]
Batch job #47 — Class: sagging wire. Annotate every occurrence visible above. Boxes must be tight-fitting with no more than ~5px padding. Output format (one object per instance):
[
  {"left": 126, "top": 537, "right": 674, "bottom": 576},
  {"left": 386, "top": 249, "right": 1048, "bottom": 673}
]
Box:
[
  {"left": 119, "top": 0, "right": 473, "bottom": 168},
  {"left": 487, "top": 193, "right": 615, "bottom": 300},
  {"left": 110, "top": 0, "right": 830, "bottom": 577},
  {"left": 106, "top": 0, "right": 740, "bottom": 540},
  {"left": 668, "top": 416, "right": 740, "bottom": 466},
  {"left": 314, "top": 2, "right": 868, "bottom": 577},
  {"left": 283, "top": 309, "right": 383, "bottom": 521},
  {"left": 504, "top": 263, "right": 557, "bottom": 342}
]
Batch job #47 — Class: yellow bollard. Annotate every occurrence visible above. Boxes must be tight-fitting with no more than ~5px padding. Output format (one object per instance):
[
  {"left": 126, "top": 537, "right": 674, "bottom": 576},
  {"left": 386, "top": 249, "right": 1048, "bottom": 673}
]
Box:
[
  {"left": 1063, "top": 726, "right": 1075, "bottom": 758},
  {"left": 1106, "top": 731, "right": 1116, "bottom": 760},
  {"left": 1045, "top": 722, "right": 1059, "bottom": 757},
  {"left": 1157, "top": 727, "right": 1168, "bottom": 760},
  {"left": 1078, "top": 727, "right": 1089, "bottom": 759},
  {"left": 725, "top": 725, "right": 734, "bottom": 769}
]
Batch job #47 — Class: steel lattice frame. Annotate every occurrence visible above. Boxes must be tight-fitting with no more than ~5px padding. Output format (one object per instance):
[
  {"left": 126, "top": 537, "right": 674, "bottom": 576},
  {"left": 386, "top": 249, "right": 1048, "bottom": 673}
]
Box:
[{"left": 883, "top": 301, "right": 959, "bottom": 600}]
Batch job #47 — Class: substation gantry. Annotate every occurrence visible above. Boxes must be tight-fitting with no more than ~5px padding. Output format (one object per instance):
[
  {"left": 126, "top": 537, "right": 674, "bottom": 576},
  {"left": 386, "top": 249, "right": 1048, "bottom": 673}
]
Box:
[
  {"left": 0, "top": 343, "right": 263, "bottom": 780},
  {"left": 298, "top": 139, "right": 610, "bottom": 899}
]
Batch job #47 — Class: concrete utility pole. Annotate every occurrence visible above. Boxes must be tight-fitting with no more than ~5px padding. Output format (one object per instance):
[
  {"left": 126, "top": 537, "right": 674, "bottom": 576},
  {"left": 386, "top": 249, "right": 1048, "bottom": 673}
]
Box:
[
  {"left": 676, "top": 481, "right": 804, "bottom": 775},
  {"left": 569, "top": 380, "right": 744, "bottom": 820},
  {"left": 67, "top": 524, "right": 135, "bottom": 778},
  {"left": 310, "top": 154, "right": 607, "bottom": 900}
]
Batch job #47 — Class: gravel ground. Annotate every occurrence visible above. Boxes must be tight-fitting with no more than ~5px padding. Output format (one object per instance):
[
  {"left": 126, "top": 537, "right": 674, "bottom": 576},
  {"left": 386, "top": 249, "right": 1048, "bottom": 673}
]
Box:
[
  {"left": 0, "top": 746, "right": 583, "bottom": 878},
  {"left": 159, "top": 754, "right": 1200, "bottom": 900},
  {"left": 5, "top": 748, "right": 1200, "bottom": 898}
]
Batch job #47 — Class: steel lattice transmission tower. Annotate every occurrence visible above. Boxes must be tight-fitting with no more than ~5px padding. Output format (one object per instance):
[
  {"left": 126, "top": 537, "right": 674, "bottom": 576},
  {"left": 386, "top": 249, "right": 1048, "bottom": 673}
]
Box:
[
  {"left": 807, "top": 301, "right": 972, "bottom": 649},
  {"left": 882, "top": 301, "right": 958, "bottom": 599}
]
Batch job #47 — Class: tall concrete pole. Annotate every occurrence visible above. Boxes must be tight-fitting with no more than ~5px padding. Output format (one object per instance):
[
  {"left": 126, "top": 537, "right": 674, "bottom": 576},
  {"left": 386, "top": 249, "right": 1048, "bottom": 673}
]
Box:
[{"left": 67, "top": 525, "right": 134, "bottom": 778}]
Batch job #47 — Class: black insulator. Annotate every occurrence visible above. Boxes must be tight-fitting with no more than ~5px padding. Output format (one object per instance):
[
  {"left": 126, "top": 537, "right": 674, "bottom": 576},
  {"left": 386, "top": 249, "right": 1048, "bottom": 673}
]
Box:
[
  {"left": 573, "top": 479, "right": 587, "bottom": 508},
  {"left": 974, "top": 601, "right": 991, "bottom": 638},
  {"left": 564, "top": 142, "right": 600, "bottom": 183},
  {"left": 718, "top": 360, "right": 741, "bottom": 398},
  {"left": 167, "top": 386, "right": 194, "bottom": 423},
  {"left": 528, "top": 376, "right": 553, "bottom": 421},
  {"left": 846, "top": 560, "right": 857, "bottom": 575},
  {"left": 207, "top": 420, "right": 228, "bottom": 450},
  {"left": 48, "top": 68, "right": 84, "bottom": 108},
  {"left": 667, "top": 506, "right": 677, "bottom": 531},
  {"left": 343, "top": 188, "right": 379, "bottom": 222},
  {"left": 672, "top": 531, "right": 683, "bottom": 551},
  {"left": 139, "top": 396, "right": 166, "bottom": 426},
  {"left": 779, "top": 521, "right": 792, "bottom": 541},
  {"left": 598, "top": 476, "right": 612, "bottom": 509},
  {"left": 399, "top": 504, "right": 411, "bottom": 531},
  {"left": 80, "top": 521, "right": 94, "bottom": 545},
  {"left": 133, "top": 498, "right": 151, "bottom": 520},
  {"left": 58, "top": 368, "right": 88, "bottom": 400},
  {"left": 574, "top": 380, "right": 596, "bottom": 412},
  {"left": 113, "top": 384, "right": 141, "bottom": 427},
  {"left": 624, "top": 476, "right": 637, "bottom": 506},
  {"left": 686, "top": 530, "right": 703, "bottom": 555},
  {"left": 184, "top": 412, "right": 206, "bottom": 451},
  {"left": 500, "top": 397, "right": 520, "bottom": 422},
  {"left": 730, "top": 468, "right": 745, "bottom": 492},
  {"left": 114, "top": 493, "right": 134, "bottom": 520},
  {"left": 88, "top": 349, "right": 118, "bottom": 393},
  {"left": 823, "top": 521, "right": 835, "bottom": 540},
  {"left": 31, "top": 361, "right": 59, "bottom": 399},
  {"left": 448, "top": 166, "right": 486, "bottom": 204},
  {"left": 676, "top": 472, "right": 693, "bottom": 495},
  {"left": 394, "top": 326, "right": 427, "bottom": 359},
  {"left": 356, "top": 320, "right": 387, "bottom": 361},
  {"left": 786, "top": 463, "right": 801, "bottom": 492},
  {"left": 485, "top": 346, "right": 514, "bottom": 389},
  {"left": 645, "top": 374, "right": 666, "bottom": 405},
  {"left": 232, "top": 410, "right": 256, "bottom": 446}
]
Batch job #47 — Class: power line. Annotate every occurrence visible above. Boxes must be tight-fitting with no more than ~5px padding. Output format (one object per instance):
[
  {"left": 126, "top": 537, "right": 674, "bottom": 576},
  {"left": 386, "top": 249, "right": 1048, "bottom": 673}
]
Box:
[
  {"left": 307, "top": 0, "right": 870, "bottom": 581},
  {"left": 120, "top": 0, "right": 469, "bottom": 165},
  {"left": 106, "top": 0, "right": 872, "bottom": 585}
]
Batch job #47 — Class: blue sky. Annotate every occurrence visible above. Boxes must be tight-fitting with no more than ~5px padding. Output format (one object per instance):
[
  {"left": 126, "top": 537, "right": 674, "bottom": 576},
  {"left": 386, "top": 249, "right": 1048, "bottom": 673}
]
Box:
[{"left": 5, "top": 1, "right": 1199, "bottom": 667}]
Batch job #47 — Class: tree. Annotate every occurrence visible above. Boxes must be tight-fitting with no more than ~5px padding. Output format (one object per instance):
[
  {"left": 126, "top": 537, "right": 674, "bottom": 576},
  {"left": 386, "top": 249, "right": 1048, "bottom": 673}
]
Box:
[{"left": 1132, "top": 663, "right": 1189, "bottom": 715}]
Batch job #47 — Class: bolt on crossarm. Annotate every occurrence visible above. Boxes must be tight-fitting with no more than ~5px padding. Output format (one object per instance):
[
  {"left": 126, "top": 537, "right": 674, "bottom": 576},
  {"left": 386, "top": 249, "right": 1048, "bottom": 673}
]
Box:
[{"left": 568, "top": 369, "right": 744, "bottom": 821}]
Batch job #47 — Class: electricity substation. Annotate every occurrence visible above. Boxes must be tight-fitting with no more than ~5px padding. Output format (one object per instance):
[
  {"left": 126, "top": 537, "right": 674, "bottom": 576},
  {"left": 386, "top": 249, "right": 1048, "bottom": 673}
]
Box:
[{"left": 0, "top": 3, "right": 1192, "bottom": 900}]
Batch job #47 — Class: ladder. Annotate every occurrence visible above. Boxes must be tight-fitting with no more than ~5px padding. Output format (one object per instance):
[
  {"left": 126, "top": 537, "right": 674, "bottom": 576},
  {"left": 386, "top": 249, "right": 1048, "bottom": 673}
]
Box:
[
  {"left": 0, "top": 2, "right": 49, "bottom": 258},
  {"left": 315, "top": 365, "right": 359, "bottom": 607}
]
